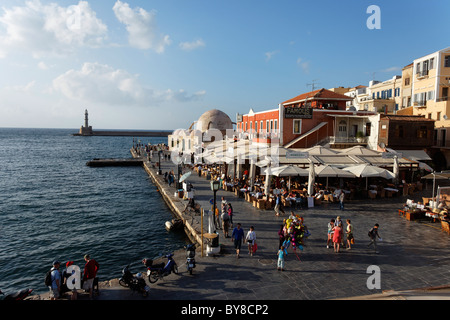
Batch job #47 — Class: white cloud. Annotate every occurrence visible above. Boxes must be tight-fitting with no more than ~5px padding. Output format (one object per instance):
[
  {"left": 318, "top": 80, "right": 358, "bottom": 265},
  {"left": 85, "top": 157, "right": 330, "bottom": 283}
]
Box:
[
  {"left": 113, "top": 0, "right": 171, "bottom": 52},
  {"left": 52, "top": 62, "right": 205, "bottom": 107},
  {"left": 297, "top": 57, "right": 310, "bottom": 74},
  {"left": 0, "top": 0, "right": 108, "bottom": 59},
  {"left": 179, "top": 39, "right": 205, "bottom": 51},
  {"left": 265, "top": 50, "right": 278, "bottom": 62},
  {"left": 382, "top": 66, "right": 401, "bottom": 73}
]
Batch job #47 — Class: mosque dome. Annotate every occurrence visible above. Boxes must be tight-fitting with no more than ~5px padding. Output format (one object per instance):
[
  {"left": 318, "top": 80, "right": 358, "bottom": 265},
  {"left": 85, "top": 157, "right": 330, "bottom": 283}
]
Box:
[{"left": 196, "top": 109, "right": 233, "bottom": 134}]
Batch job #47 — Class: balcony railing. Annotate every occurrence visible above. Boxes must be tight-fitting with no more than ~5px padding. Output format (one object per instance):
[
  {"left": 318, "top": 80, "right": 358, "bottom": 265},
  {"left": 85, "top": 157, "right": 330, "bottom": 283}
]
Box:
[
  {"left": 416, "top": 70, "right": 429, "bottom": 78},
  {"left": 437, "top": 96, "right": 449, "bottom": 102},
  {"left": 329, "top": 136, "right": 368, "bottom": 144}
]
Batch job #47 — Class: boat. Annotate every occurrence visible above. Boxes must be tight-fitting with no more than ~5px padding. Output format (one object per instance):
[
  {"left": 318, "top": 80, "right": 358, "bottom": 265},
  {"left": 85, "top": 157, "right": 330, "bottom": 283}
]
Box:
[{"left": 165, "top": 219, "right": 184, "bottom": 231}]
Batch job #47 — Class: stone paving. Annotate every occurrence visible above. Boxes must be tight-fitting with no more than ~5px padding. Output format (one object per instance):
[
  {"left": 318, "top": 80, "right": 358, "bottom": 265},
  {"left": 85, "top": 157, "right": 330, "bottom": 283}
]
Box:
[{"left": 116, "top": 153, "right": 450, "bottom": 301}]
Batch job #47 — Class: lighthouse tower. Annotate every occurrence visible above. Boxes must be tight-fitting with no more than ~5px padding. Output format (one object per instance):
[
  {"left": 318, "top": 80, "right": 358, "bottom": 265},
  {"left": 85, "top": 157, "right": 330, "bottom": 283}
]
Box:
[{"left": 79, "top": 109, "right": 93, "bottom": 135}]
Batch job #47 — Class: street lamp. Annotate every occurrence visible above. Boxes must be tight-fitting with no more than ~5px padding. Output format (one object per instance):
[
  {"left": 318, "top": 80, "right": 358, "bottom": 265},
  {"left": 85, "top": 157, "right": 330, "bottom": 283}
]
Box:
[{"left": 210, "top": 180, "right": 220, "bottom": 228}]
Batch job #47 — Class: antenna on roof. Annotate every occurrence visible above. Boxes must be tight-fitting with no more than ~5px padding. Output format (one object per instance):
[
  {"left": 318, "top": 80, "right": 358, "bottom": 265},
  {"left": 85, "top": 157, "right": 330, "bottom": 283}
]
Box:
[{"left": 307, "top": 79, "right": 320, "bottom": 91}]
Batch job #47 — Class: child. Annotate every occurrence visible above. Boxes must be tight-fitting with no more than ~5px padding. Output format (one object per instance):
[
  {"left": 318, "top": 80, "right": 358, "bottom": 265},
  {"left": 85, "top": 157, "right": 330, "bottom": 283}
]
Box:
[{"left": 277, "top": 246, "right": 286, "bottom": 271}]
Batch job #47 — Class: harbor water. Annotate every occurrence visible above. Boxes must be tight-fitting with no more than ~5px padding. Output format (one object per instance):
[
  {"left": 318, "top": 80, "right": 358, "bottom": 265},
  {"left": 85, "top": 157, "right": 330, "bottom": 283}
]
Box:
[{"left": 0, "top": 128, "right": 187, "bottom": 295}]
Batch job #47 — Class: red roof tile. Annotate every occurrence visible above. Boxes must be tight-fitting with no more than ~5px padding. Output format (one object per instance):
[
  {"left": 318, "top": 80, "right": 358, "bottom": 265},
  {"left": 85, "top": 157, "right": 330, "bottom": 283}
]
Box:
[{"left": 282, "top": 88, "right": 353, "bottom": 105}]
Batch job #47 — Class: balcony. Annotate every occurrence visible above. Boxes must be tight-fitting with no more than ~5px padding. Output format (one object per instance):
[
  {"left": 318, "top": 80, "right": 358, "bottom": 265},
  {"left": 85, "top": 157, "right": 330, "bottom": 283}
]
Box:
[
  {"left": 416, "top": 70, "right": 429, "bottom": 79},
  {"left": 437, "top": 96, "right": 449, "bottom": 102},
  {"left": 329, "top": 136, "right": 368, "bottom": 145}
]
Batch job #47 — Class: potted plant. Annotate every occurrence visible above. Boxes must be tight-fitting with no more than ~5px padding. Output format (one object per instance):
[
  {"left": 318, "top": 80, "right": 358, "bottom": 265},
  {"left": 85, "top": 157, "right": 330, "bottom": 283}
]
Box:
[{"left": 356, "top": 131, "right": 365, "bottom": 142}]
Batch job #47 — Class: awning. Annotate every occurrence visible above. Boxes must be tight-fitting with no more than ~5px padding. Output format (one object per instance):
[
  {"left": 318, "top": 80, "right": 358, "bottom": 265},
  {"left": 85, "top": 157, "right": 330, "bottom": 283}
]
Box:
[{"left": 386, "top": 148, "right": 432, "bottom": 161}]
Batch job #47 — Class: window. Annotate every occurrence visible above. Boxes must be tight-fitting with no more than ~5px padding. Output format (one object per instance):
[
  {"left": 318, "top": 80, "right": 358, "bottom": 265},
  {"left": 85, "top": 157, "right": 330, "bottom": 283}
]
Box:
[
  {"left": 428, "top": 113, "right": 432, "bottom": 119},
  {"left": 255, "top": 121, "right": 258, "bottom": 133},
  {"left": 249, "top": 122, "right": 252, "bottom": 132},
  {"left": 394, "top": 125, "right": 404, "bottom": 138},
  {"left": 270, "top": 120, "right": 273, "bottom": 132},
  {"left": 266, "top": 120, "right": 269, "bottom": 133},
  {"left": 417, "top": 126, "right": 428, "bottom": 138},
  {"left": 293, "top": 120, "right": 302, "bottom": 134},
  {"left": 437, "top": 112, "right": 441, "bottom": 121},
  {"left": 445, "top": 55, "right": 450, "bottom": 68},
  {"left": 274, "top": 120, "right": 278, "bottom": 132},
  {"left": 338, "top": 120, "right": 347, "bottom": 133},
  {"left": 260, "top": 121, "right": 263, "bottom": 133},
  {"left": 405, "top": 78, "right": 410, "bottom": 86}
]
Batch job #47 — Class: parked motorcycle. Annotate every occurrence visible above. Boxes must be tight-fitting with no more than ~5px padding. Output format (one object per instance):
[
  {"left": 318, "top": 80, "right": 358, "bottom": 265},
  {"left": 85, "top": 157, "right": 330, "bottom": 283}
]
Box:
[
  {"left": 0, "top": 288, "right": 33, "bottom": 300},
  {"left": 143, "top": 253, "right": 178, "bottom": 284},
  {"left": 185, "top": 244, "right": 196, "bottom": 275},
  {"left": 119, "top": 265, "right": 150, "bottom": 297}
]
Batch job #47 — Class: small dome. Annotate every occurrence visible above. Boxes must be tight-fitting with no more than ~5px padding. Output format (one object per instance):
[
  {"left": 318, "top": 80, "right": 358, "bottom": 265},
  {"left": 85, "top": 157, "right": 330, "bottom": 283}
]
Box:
[{"left": 196, "top": 109, "right": 233, "bottom": 134}]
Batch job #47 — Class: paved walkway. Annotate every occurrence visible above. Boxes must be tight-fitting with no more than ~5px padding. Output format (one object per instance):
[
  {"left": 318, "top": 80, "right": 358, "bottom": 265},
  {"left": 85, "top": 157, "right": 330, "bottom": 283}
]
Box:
[
  {"left": 34, "top": 151, "right": 450, "bottom": 301},
  {"left": 97, "top": 152, "right": 450, "bottom": 300}
]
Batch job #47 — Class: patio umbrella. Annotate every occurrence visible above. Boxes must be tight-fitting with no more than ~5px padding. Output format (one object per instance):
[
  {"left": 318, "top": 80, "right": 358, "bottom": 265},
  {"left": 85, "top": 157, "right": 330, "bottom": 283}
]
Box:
[
  {"left": 315, "top": 165, "right": 356, "bottom": 188},
  {"left": 308, "top": 161, "right": 315, "bottom": 196},
  {"left": 267, "top": 165, "right": 309, "bottom": 192},
  {"left": 343, "top": 164, "right": 395, "bottom": 189},
  {"left": 179, "top": 171, "right": 192, "bottom": 183},
  {"left": 393, "top": 155, "right": 399, "bottom": 184}
]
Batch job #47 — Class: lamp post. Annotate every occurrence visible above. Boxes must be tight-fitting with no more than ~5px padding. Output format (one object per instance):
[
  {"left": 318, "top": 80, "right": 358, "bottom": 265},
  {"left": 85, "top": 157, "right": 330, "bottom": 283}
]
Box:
[{"left": 210, "top": 180, "right": 220, "bottom": 228}]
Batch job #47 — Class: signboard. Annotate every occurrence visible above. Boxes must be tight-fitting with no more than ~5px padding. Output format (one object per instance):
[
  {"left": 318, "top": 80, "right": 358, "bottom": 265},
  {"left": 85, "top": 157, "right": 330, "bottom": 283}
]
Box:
[
  {"left": 286, "top": 150, "right": 309, "bottom": 159},
  {"left": 284, "top": 106, "right": 313, "bottom": 119}
]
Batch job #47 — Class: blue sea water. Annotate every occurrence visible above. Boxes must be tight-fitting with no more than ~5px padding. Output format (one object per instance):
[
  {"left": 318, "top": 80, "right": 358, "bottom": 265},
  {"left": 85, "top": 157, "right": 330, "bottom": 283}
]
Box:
[{"left": 0, "top": 128, "right": 187, "bottom": 295}]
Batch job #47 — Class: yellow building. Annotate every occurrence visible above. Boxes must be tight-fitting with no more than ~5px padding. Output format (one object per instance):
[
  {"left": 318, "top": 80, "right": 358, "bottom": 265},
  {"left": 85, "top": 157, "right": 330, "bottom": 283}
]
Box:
[{"left": 402, "top": 47, "right": 450, "bottom": 168}]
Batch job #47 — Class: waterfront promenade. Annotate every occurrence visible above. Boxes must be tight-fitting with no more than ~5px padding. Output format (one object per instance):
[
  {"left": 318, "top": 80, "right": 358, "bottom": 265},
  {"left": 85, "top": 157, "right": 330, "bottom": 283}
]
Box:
[
  {"left": 35, "top": 148, "right": 450, "bottom": 301},
  {"left": 96, "top": 149, "right": 450, "bottom": 300}
]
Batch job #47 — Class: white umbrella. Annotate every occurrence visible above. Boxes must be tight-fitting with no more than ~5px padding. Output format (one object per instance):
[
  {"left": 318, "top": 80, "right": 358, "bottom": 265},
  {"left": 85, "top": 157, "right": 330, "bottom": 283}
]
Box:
[
  {"left": 343, "top": 164, "right": 395, "bottom": 189},
  {"left": 268, "top": 165, "right": 309, "bottom": 177},
  {"left": 179, "top": 171, "right": 192, "bottom": 183},
  {"left": 315, "top": 165, "right": 356, "bottom": 188},
  {"left": 393, "top": 155, "right": 399, "bottom": 184},
  {"left": 268, "top": 165, "right": 309, "bottom": 193},
  {"left": 343, "top": 164, "right": 395, "bottom": 179},
  {"left": 307, "top": 162, "right": 315, "bottom": 196}
]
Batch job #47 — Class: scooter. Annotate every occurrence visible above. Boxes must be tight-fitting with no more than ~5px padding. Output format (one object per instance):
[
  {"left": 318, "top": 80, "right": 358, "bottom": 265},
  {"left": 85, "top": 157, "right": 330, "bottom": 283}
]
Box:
[
  {"left": 0, "top": 288, "right": 33, "bottom": 300},
  {"left": 118, "top": 265, "right": 150, "bottom": 297},
  {"left": 185, "top": 244, "right": 196, "bottom": 275},
  {"left": 143, "top": 253, "right": 178, "bottom": 284}
]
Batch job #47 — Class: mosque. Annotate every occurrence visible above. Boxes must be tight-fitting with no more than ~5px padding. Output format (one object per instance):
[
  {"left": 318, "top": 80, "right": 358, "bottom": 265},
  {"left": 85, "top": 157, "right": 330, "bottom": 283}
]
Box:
[{"left": 168, "top": 109, "right": 234, "bottom": 153}]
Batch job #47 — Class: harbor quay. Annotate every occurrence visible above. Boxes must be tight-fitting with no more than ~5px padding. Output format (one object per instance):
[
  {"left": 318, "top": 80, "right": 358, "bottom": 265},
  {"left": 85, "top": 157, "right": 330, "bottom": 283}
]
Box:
[
  {"left": 101, "top": 146, "right": 450, "bottom": 301},
  {"left": 34, "top": 146, "right": 450, "bottom": 302}
]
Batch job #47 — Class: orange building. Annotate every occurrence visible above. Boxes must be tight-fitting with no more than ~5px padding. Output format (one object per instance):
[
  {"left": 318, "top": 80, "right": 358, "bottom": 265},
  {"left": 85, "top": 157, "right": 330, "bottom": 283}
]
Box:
[{"left": 237, "top": 88, "right": 376, "bottom": 149}]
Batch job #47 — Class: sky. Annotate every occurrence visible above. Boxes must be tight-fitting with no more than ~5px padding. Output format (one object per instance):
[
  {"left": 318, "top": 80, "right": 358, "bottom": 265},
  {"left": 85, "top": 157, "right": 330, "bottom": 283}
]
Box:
[{"left": 0, "top": 0, "right": 449, "bottom": 130}]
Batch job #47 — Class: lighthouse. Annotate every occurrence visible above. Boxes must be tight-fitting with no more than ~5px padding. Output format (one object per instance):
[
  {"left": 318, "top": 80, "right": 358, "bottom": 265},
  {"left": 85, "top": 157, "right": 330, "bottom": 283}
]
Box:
[{"left": 79, "top": 109, "right": 93, "bottom": 135}]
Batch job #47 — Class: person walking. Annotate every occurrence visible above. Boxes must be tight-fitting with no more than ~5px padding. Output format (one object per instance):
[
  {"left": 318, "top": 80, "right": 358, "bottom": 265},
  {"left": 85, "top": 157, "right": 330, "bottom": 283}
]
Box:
[
  {"left": 327, "top": 218, "right": 335, "bottom": 249},
  {"left": 82, "top": 254, "right": 99, "bottom": 300},
  {"left": 277, "top": 246, "right": 286, "bottom": 271},
  {"left": 274, "top": 194, "right": 282, "bottom": 216},
  {"left": 339, "top": 192, "right": 345, "bottom": 210},
  {"left": 245, "top": 226, "right": 256, "bottom": 256},
  {"left": 48, "top": 261, "right": 61, "bottom": 300},
  {"left": 221, "top": 209, "right": 230, "bottom": 238},
  {"left": 346, "top": 219, "right": 354, "bottom": 250},
  {"left": 227, "top": 203, "right": 234, "bottom": 228},
  {"left": 367, "top": 224, "right": 382, "bottom": 253},
  {"left": 231, "top": 223, "right": 245, "bottom": 258},
  {"left": 278, "top": 224, "right": 286, "bottom": 249}
]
